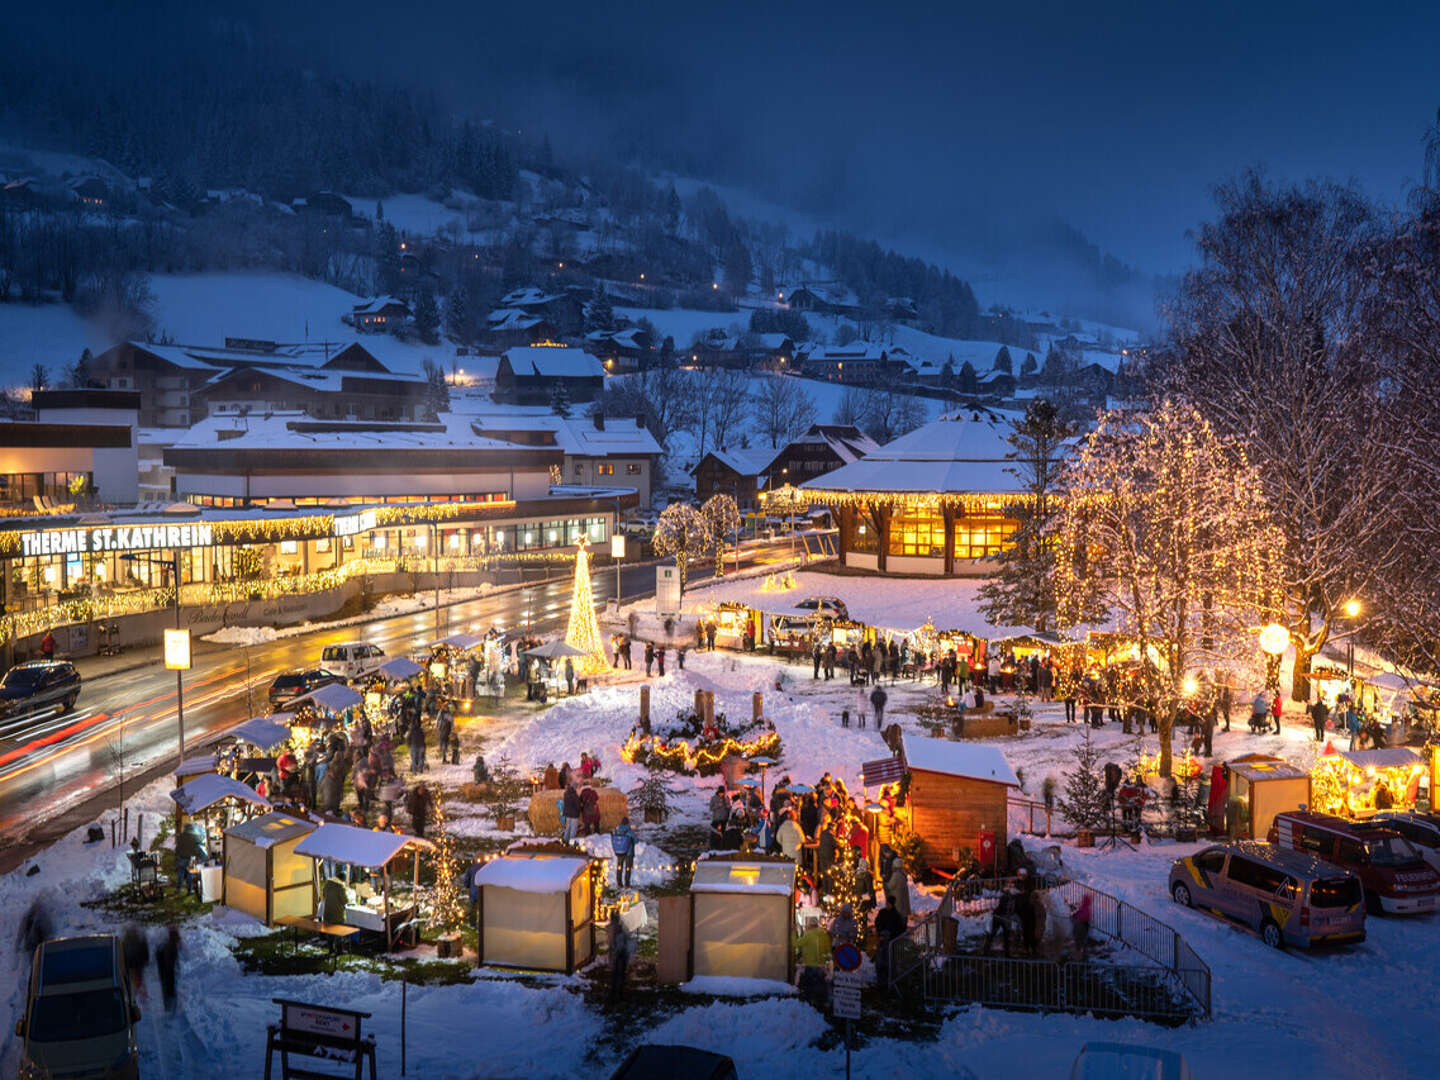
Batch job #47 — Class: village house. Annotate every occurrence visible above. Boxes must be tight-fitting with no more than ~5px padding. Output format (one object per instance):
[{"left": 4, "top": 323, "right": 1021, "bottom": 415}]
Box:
[
  {"left": 691, "top": 445, "right": 777, "bottom": 511},
  {"left": 349, "top": 296, "right": 411, "bottom": 333},
  {"left": 493, "top": 345, "right": 606, "bottom": 406}
]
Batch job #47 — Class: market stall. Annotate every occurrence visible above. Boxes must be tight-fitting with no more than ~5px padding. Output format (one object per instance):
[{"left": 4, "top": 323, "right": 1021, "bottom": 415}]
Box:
[
  {"left": 292, "top": 823, "right": 436, "bottom": 950},
  {"left": 688, "top": 855, "right": 796, "bottom": 983},
  {"left": 899, "top": 735, "right": 1019, "bottom": 871},
  {"left": 221, "top": 811, "right": 319, "bottom": 925},
  {"left": 709, "top": 602, "right": 759, "bottom": 650},
  {"left": 286, "top": 682, "right": 364, "bottom": 746},
  {"left": 1310, "top": 747, "right": 1426, "bottom": 817},
  {"left": 524, "top": 639, "right": 589, "bottom": 699},
  {"left": 1224, "top": 753, "right": 1311, "bottom": 840},
  {"left": 473, "top": 847, "right": 596, "bottom": 973},
  {"left": 423, "top": 632, "right": 487, "bottom": 699},
  {"left": 171, "top": 773, "right": 270, "bottom": 835}
]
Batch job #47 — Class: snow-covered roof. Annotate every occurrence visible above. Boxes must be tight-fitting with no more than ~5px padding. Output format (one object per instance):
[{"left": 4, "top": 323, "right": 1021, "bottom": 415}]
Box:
[
  {"left": 288, "top": 682, "right": 363, "bottom": 713},
  {"left": 803, "top": 343, "right": 887, "bottom": 362},
  {"left": 503, "top": 345, "right": 605, "bottom": 379},
  {"left": 224, "top": 811, "right": 317, "bottom": 849},
  {"left": 902, "top": 735, "right": 1020, "bottom": 787},
  {"left": 171, "top": 773, "right": 271, "bottom": 815},
  {"left": 487, "top": 308, "right": 545, "bottom": 330},
  {"left": 293, "top": 823, "right": 435, "bottom": 867},
  {"left": 223, "top": 716, "right": 292, "bottom": 750},
  {"left": 460, "top": 406, "right": 661, "bottom": 457},
  {"left": 691, "top": 858, "right": 795, "bottom": 896},
  {"left": 1324, "top": 747, "right": 1423, "bottom": 771},
  {"left": 472, "top": 853, "right": 591, "bottom": 893},
  {"left": 170, "top": 411, "right": 529, "bottom": 455},
  {"left": 787, "top": 424, "right": 878, "bottom": 465},
  {"left": 374, "top": 657, "right": 425, "bottom": 681},
  {"left": 352, "top": 295, "right": 409, "bottom": 315},
  {"left": 501, "top": 287, "right": 564, "bottom": 307},
  {"left": 698, "top": 445, "right": 776, "bottom": 478},
  {"left": 204, "top": 365, "right": 426, "bottom": 393},
  {"left": 802, "top": 413, "right": 1027, "bottom": 496}
]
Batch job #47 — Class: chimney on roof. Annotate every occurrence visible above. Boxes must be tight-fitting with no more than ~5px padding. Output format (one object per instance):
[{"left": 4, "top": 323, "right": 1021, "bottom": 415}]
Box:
[
  {"left": 593, "top": 413, "right": 604, "bottom": 430},
  {"left": 635, "top": 414, "right": 645, "bottom": 428}
]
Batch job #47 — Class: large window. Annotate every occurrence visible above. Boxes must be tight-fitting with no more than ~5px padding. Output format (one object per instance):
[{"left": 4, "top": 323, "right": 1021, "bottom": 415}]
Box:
[
  {"left": 887, "top": 510, "right": 945, "bottom": 558},
  {"left": 953, "top": 516, "right": 1017, "bottom": 560},
  {"left": 850, "top": 510, "right": 879, "bottom": 554}
]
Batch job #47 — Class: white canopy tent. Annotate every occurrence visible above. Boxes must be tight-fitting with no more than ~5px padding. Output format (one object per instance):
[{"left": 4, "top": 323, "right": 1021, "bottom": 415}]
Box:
[
  {"left": 373, "top": 656, "right": 425, "bottom": 681},
  {"left": 224, "top": 716, "right": 292, "bottom": 750},
  {"left": 473, "top": 850, "right": 595, "bottom": 973},
  {"left": 292, "top": 823, "right": 435, "bottom": 949},
  {"left": 288, "top": 682, "right": 364, "bottom": 714},
  {"left": 171, "top": 773, "right": 271, "bottom": 816}
]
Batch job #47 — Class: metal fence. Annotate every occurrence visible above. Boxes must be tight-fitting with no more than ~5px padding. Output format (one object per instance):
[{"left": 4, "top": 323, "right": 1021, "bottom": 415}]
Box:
[{"left": 885, "top": 874, "right": 1211, "bottom": 1022}]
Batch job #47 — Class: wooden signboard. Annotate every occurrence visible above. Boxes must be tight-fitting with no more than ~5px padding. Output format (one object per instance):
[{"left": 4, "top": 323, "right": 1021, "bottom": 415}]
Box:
[{"left": 265, "top": 998, "right": 377, "bottom": 1080}]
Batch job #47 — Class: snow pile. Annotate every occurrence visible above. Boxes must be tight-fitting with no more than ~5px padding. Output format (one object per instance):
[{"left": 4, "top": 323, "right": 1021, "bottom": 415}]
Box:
[
  {"left": 678, "top": 975, "right": 798, "bottom": 998},
  {"left": 573, "top": 833, "right": 676, "bottom": 889},
  {"left": 204, "top": 626, "right": 280, "bottom": 646}
]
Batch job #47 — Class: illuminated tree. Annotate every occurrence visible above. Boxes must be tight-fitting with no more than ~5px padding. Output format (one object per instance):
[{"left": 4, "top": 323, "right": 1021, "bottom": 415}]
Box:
[
  {"left": 700, "top": 494, "right": 742, "bottom": 576},
  {"left": 653, "top": 503, "right": 708, "bottom": 593},
  {"left": 1054, "top": 400, "right": 1282, "bottom": 776},
  {"left": 564, "top": 538, "right": 611, "bottom": 675},
  {"left": 425, "top": 797, "right": 466, "bottom": 930}
]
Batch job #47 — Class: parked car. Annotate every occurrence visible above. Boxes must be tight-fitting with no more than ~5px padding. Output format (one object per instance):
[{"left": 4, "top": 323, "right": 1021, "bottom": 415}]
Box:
[
  {"left": 793, "top": 596, "right": 848, "bottom": 620},
  {"left": 16, "top": 934, "right": 140, "bottom": 1080},
  {"left": 1373, "top": 811, "right": 1440, "bottom": 874},
  {"left": 1269, "top": 810, "right": 1440, "bottom": 914},
  {"left": 1168, "top": 840, "right": 1366, "bottom": 948},
  {"left": 610, "top": 1045, "right": 738, "bottom": 1080},
  {"left": 1071, "top": 1042, "right": 1192, "bottom": 1080},
  {"left": 320, "top": 641, "right": 385, "bottom": 678},
  {"left": 267, "top": 668, "right": 340, "bottom": 709},
  {"left": 0, "top": 661, "right": 81, "bottom": 717}
]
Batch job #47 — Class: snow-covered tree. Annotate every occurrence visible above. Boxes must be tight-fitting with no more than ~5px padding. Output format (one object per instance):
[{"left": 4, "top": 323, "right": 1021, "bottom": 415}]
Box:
[
  {"left": 1055, "top": 400, "right": 1282, "bottom": 776},
  {"left": 653, "top": 503, "right": 708, "bottom": 593},
  {"left": 413, "top": 288, "right": 440, "bottom": 344},
  {"left": 700, "top": 494, "right": 742, "bottom": 576},
  {"left": 1056, "top": 726, "right": 1111, "bottom": 832},
  {"left": 978, "top": 398, "right": 1072, "bottom": 632}
]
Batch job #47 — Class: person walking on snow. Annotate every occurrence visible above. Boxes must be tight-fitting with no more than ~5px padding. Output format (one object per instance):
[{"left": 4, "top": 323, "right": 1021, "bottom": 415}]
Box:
[
  {"left": 154, "top": 924, "right": 180, "bottom": 1013},
  {"left": 870, "top": 684, "right": 888, "bottom": 729},
  {"left": 610, "top": 817, "right": 636, "bottom": 887}
]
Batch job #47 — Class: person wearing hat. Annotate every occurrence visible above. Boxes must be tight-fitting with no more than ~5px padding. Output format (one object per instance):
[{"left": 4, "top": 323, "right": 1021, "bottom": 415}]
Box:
[{"left": 828, "top": 902, "right": 858, "bottom": 947}]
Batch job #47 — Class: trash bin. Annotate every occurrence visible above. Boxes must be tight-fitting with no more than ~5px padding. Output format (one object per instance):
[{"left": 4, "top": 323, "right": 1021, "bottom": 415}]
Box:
[{"left": 199, "top": 864, "right": 223, "bottom": 903}]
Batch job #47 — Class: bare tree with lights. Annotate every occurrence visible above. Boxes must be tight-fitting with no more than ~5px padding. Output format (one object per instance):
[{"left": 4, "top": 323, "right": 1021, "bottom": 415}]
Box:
[
  {"left": 1165, "top": 172, "right": 1406, "bottom": 700},
  {"left": 653, "top": 502, "right": 709, "bottom": 593},
  {"left": 1054, "top": 400, "right": 1282, "bottom": 776},
  {"left": 700, "top": 493, "right": 742, "bottom": 577}
]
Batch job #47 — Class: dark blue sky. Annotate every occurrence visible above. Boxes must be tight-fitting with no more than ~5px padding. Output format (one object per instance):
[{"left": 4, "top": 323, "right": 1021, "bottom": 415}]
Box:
[{"left": 267, "top": 0, "right": 1438, "bottom": 277}]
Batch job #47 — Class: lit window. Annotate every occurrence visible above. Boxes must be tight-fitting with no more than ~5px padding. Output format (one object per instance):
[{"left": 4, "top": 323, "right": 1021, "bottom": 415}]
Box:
[
  {"left": 597, "top": 464, "right": 614, "bottom": 476},
  {"left": 280, "top": 541, "right": 298, "bottom": 555},
  {"left": 373, "top": 535, "right": 387, "bottom": 551},
  {"left": 953, "top": 516, "right": 1019, "bottom": 559},
  {"left": 886, "top": 511, "right": 945, "bottom": 558},
  {"left": 626, "top": 463, "right": 642, "bottom": 475}
]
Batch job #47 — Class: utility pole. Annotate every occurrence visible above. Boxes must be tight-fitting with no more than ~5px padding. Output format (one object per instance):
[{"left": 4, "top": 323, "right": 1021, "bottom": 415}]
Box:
[
  {"left": 432, "top": 522, "right": 441, "bottom": 642},
  {"left": 172, "top": 551, "right": 185, "bottom": 763}
]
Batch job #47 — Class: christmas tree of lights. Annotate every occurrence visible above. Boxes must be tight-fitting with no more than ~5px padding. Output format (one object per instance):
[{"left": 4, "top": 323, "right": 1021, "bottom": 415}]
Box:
[
  {"left": 565, "top": 538, "right": 611, "bottom": 675},
  {"left": 426, "top": 797, "right": 466, "bottom": 930}
]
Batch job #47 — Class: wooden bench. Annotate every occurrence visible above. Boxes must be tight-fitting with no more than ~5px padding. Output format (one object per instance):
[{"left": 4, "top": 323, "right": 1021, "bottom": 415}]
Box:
[{"left": 276, "top": 915, "right": 361, "bottom": 971}]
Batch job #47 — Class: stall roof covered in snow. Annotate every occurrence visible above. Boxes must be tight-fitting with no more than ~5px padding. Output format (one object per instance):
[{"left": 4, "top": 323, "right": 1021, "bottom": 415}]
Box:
[
  {"left": 288, "top": 682, "right": 363, "bottom": 713},
  {"left": 691, "top": 858, "right": 796, "bottom": 896},
  {"left": 171, "top": 773, "right": 271, "bottom": 815},
  {"left": 902, "top": 735, "right": 1020, "bottom": 787},
  {"left": 223, "top": 716, "right": 292, "bottom": 750},
  {"left": 1325, "top": 747, "right": 1423, "bottom": 770},
  {"left": 224, "top": 811, "right": 317, "bottom": 849},
  {"left": 374, "top": 656, "right": 425, "bottom": 680},
  {"left": 293, "top": 823, "right": 434, "bottom": 867},
  {"left": 1226, "top": 753, "right": 1309, "bottom": 782},
  {"left": 472, "top": 853, "right": 591, "bottom": 893},
  {"left": 801, "top": 412, "right": 1046, "bottom": 497}
]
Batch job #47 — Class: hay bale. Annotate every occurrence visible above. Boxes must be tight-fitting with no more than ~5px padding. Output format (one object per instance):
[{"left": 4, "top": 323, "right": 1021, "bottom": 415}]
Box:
[{"left": 526, "top": 786, "right": 631, "bottom": 836}]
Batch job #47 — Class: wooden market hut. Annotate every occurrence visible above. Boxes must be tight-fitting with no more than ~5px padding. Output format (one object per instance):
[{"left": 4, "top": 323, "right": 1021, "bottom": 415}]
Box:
[
  {"left": 170, "top": 772, "right": 271, "bottom": 834},
  {"left": 473, "top": 847, "right": 595, "bottom": 973},
  {"left": 1224, "top": 754, "right": 1311, "bottom": 840},
  {"left": 293, "top": 823, "right": 436, "bottom": 950},
  {"left": 1311, "top": 747, "right": 1426, "bottom": 817},
  {"left": 900, "top": 735, "right": 1019, "bottom": 870},
  {"left": 221, "top": 811, "right": 318, "bottom": 925},
  {"left": 683, "top": 854, "right": 796, "bottom": 983}
]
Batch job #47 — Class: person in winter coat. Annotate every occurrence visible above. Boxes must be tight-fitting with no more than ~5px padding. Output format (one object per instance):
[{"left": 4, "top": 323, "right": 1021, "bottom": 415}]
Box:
[
  {"left": 562, "top": 780, "right": 582, "bottom": 842},
  {"left": 817, "top": 825, "right": 839, "bottom": 884},
  {"left": 656, "top": 647, "right": 666, "bottom": 677},
  {"left": 435, "top": 704, "right": 454, "bottom": 765},
  {"left": 154, "top": 924, "right": 180, "bottom": 1013},
  {"left": 813, "top": 643, "right": 823, "bottom": 679},
  {"left": 607, "top": 915, "right": 634, "bottom": 1005},
  {"left": 1311, "top": 697, "right": 1330, "bottom": 742},
  {"left": 873, "top": 895, "right": 906, "bottom": 986},
  {"left": 828, "top": 902, "right": 858, "bottom": 946},
  {"left": 777, "top": 812, "right": 804, "bottom": 863},
  {"left": 800, "top": 793, "right": 820, "bottom": 839},
  {"left": 1251, "top": 690, "right": 1270, "bottom": 732},
  {"left": 318, "top": 761, "right": 342, "bottom": 816},
  {"left": 982, "top": 883, "right": 1020, "bottom": 957},
  {"left": 404, "top": 783, "right": 432, "bottom": 839},
  {"left": 610, "top": 818, "right": 636, "bottom": 887},
  {"left": 1071, "top": 891, "right": 1093, "bottom": 959},
  {"left": 644, "top": 640, "right": 655, "bottom": 676},
  {"left": 709, "top": 785, "right": 731, "bottom": 830},
  {"left": 579, "top": 782, "right": 601, "bottom": 836},
  {"left": 407, "top": 717, "right": 426, "bottom": 774},
  {"left": 122, "top": 925, "right": 149, "bottom": 999},
  {"left": 885, "top": 862, "right": 911, "bottom": 921},
  {"left": 870, "top": 684, "right": 888, "bottom": 728}
]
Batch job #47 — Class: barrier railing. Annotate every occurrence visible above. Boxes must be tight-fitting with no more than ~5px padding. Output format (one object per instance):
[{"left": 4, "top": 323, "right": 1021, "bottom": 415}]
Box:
[{"left": 884, "top": 872, "right": 1211, "bottom": 1021}]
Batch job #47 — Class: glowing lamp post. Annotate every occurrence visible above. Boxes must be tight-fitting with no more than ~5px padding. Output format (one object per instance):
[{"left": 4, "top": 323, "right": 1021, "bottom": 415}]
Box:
[
  {"left": 1342, "top": 599, "right": 1361, "bottom": 682},
  {"left": 1260, "top": 622, "right": 1288, "bottom": 694}
]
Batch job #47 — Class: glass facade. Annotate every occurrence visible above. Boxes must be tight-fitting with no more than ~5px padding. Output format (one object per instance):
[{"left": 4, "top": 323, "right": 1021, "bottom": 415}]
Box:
[
  {"left": 952, "top": 515, "right": 1019, "bottom": 559},
  {"left": 887, "top": 510, "right": 946, "bottom": 557}
]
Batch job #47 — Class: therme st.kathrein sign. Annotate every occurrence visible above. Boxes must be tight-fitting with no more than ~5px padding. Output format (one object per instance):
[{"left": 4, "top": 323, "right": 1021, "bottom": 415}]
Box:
[{"left": 20, "top": 523, "right": 217, "bottom": 558}]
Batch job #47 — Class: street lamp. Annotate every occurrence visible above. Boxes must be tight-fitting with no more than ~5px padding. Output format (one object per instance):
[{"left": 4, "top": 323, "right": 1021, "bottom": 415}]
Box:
[
  {"left": 1259, "top": 622, "right": 1288, "bottom": 694},
  {"left": 1343, "top": 599, "right": 1361, "bottom": 682}
]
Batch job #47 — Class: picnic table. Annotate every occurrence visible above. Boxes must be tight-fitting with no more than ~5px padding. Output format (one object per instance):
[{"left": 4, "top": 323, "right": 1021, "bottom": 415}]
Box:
[{"left": 275, "top": 915, "right": 361, "bottom": 971}]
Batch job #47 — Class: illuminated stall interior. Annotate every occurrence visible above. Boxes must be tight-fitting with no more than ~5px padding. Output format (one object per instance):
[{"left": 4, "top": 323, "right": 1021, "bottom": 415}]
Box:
[{"left": 1310, "top": 747, "right": 1426, "bottom": 817}]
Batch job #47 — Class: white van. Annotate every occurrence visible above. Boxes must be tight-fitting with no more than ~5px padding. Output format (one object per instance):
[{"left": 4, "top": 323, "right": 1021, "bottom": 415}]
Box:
[{"left": 320, "top": 641, "right": 385, "bottom": 678}]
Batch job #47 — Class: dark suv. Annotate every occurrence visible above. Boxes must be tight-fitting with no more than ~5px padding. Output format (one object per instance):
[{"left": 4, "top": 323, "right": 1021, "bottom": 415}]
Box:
[
  {"left": 268, "top": 668, "right": 340, "bottom": 709},
  {"left": 0, "top": 661, "right": 82, "bottom": 717},
  {"left": 16, "top": 934, "right": 140, "bottom": 1079}
]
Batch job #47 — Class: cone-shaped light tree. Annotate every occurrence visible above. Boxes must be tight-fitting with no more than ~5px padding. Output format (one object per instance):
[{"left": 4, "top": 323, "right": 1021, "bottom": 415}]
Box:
[{"left": 565, "top": 538, "right": 611, "bottom": 675}]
